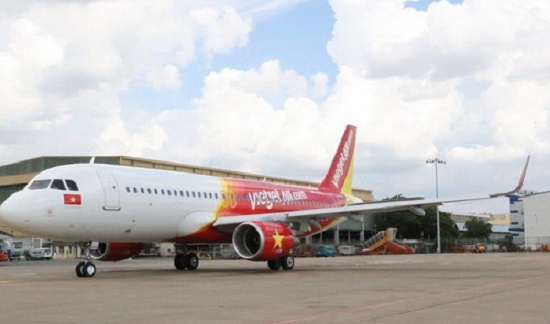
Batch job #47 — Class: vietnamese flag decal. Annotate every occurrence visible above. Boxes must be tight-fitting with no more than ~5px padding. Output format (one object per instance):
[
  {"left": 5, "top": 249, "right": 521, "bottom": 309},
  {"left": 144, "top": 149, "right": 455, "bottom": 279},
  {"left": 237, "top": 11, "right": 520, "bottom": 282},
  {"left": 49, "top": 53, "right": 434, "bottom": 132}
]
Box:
[{"left": 64, "top": 194, "right": 82, "bottom": 205}]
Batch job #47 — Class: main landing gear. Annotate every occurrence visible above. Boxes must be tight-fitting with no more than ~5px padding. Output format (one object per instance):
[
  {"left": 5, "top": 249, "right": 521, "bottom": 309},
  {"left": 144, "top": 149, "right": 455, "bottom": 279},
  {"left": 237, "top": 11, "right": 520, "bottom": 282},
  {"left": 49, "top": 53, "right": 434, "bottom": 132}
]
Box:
[
  {"left": 76, "top": 243, "right": 96, "bottom": 278},
  {"left": 267, "top": 255, "right": 295, "bottom": 271},
  {"left": 173, "top": 244, "right": 199, "bottom": 271}
]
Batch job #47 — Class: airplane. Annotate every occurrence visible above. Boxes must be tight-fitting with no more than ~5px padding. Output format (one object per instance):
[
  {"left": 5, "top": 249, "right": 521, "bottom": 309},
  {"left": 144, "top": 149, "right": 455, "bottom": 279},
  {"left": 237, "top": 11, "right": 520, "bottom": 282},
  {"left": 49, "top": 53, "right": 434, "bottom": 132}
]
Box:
[{"left": 0, "top": 125, "right": 529, "bottom": 278}]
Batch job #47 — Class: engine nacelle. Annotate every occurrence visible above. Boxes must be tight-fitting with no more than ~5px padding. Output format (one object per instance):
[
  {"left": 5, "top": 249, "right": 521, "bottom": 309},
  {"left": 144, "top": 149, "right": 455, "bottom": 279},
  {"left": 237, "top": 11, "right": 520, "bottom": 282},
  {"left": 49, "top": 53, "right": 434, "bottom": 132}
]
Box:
[
  {"left": 232, "top": 221, "right": 299, "bottom": 261},
  {"left": 90, "top": 242, "right": 144, "bottom": 261}
]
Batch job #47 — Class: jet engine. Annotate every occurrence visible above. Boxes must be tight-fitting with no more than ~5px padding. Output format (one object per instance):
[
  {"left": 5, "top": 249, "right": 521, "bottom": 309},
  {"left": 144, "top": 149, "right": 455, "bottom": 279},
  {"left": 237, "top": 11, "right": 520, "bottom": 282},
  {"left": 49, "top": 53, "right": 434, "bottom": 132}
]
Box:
[
  {"left": 232, "top": 221, "right": 299, "bottom": 261},
  {"left": 90, "top": 242, "right": 144, "bottom": 261}
]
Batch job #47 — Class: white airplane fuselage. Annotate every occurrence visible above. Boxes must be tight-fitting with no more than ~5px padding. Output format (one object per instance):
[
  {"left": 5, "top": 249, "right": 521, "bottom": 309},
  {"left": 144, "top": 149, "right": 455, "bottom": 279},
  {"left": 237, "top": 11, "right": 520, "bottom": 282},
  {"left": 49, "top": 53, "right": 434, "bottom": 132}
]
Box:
[{"left": 0, "top": 163, "right": 348, "bottom": 244}]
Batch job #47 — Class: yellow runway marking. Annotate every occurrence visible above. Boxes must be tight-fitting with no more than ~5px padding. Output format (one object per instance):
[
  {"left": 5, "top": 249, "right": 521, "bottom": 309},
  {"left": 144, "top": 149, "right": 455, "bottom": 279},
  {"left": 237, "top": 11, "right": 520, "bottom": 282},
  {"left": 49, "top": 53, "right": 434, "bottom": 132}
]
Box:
[{"left": 0, "top": 280, "right": 13, "bottom": 284}]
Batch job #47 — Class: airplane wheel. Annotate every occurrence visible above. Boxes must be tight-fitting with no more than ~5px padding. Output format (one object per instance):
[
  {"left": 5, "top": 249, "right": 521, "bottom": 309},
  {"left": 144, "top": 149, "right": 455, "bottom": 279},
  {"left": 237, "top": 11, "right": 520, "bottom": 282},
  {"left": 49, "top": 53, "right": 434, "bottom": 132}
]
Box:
[
  {"left": 184, "top": 253, "right": 199, "bottom": 270},
  {"left": 83, "top": 262, "right": 96, "bottom": 277},
  {"left": 281, "top": 255, "right": 295, "bottom": 271},
  {"left": 174, "top": 254, "right": 187, "bottom": 270},
  {"left": 76, "top": 261, "right": 86, "bottom": 277},
  {"left": 267, "top": 259, "right": 281, "bottom": 271}
]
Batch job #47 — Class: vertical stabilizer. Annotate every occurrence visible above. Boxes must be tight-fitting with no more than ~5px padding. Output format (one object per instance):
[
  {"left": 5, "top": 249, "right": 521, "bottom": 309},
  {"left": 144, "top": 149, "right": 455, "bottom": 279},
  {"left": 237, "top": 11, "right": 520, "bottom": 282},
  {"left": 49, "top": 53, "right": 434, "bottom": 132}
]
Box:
[{"left": 318, "top": 125, "right": 356, "bottom": 194}]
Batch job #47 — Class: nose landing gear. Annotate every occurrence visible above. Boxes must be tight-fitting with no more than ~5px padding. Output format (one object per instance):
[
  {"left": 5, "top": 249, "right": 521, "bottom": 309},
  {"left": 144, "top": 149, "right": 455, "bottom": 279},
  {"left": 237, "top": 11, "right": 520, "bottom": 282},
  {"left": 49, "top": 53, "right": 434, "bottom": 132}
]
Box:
[{"left": 75, "top": 243, "right": 96, "bottom": 278}]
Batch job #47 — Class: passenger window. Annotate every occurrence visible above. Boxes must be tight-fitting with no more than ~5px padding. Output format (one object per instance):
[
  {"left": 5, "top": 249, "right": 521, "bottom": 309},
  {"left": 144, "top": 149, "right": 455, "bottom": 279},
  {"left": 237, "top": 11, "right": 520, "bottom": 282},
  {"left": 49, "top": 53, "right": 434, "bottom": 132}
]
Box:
[
  {"left": 147, "top": 188, "right": 152, "bottom": 194},
  {"left": 161, "top": 189, "right": 165, "bottom": 195},
  {"left": 192, "top": 192, "right": 196, "bottom": 198},
  {"left": 154, "top": 189, "right": 158, "bottom": 194},
  {"left": 133, "top": 187, "right": 138, "bottom": 193},
  {"left": 141, "top": 188, "right": 145, "bottom": 194},
  {"left": 51, "top": 179, "right": 66, "bottom": 190},
  {"left": 198, "top": 192, "right": 201, "bottom": 198},
  {"left": 29, "top": 179, "right": 52, "bottom": 190},
  {"left": 126, "top": 187, "right": 131, "bottom": 193},
  {"left": 65, "top": 180, "right": 79, "bottom": 191},
  {"left": 179, "top": 190, "right": 184, "bottom": 197},
  {"left": 167, "top": 190, "right": 172, "bottom": 196}
]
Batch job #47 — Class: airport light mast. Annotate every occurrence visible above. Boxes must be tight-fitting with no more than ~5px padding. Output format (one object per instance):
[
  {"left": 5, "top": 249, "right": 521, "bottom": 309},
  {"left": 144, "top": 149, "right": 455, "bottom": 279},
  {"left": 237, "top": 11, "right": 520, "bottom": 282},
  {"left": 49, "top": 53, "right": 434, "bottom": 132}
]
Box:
[{"left": 426, "top": 158, "right": 446, "bottom": 254}]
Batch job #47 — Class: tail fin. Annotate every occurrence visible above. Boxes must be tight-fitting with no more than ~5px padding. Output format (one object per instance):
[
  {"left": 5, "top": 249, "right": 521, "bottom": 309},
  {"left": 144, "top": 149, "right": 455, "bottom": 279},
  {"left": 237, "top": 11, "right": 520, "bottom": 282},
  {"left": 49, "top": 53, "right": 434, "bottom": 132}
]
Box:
[
  {"left": 318, "top": 125, "right": 356, "bottom": 194},
  {"left": 490, "top": 155, "right": 530, "bottom": 198}
]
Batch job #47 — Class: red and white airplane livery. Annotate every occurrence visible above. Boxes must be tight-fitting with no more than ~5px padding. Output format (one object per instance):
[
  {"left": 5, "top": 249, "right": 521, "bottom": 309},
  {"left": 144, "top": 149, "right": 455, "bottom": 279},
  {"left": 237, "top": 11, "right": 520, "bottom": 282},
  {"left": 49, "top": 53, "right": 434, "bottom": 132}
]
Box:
[{"left": 0, "top": 125, "right": 529, "bottom": 278}]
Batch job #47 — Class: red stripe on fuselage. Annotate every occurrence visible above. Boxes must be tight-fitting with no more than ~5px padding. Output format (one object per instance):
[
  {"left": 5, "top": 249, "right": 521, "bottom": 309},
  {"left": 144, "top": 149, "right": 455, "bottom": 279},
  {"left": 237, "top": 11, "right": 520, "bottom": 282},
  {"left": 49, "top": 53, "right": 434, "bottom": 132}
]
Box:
[
  {"left": 217, "top": 179, "right": 347, "bottom": 216},
  {"left": 176, "top": 178, "right": 347, "bottom": 244}
]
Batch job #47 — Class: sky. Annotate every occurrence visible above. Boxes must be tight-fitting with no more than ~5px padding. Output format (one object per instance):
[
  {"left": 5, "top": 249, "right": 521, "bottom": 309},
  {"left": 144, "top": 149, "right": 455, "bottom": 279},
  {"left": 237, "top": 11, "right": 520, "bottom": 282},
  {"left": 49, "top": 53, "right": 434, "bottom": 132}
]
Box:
[{"left": 1, "top": 0, "right": 549, "bottom": 214}]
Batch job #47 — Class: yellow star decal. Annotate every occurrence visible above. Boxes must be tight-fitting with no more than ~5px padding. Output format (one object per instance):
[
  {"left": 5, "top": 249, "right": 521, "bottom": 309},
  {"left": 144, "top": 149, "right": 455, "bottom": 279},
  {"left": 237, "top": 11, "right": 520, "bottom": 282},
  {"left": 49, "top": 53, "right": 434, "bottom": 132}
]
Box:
[{"left": 273, "top": 230, "right": 284, "bottom": 249}]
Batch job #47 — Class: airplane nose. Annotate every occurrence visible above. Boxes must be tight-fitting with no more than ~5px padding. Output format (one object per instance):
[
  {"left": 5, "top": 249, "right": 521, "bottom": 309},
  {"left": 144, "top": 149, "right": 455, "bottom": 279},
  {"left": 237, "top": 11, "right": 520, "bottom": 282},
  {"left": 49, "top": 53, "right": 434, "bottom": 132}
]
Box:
[
  {"left": 0, "top": 195, "right": 25, "bottom": 228},
  {"left": 0, "top": 197, "right": 14, "bottom": 224}
]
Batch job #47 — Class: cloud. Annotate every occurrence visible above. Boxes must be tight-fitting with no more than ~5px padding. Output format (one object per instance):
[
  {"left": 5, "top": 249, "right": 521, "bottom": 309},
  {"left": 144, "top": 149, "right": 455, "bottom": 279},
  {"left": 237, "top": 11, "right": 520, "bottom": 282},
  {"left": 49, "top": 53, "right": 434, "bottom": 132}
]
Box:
[
  {"left": 0, "top": 0, "right": 253, "bottom": 161},
  {"left": 191, "top": 7, "right": 252, "bottom": 57},
  {"left": 147, "top": 65, "right": 182, "bottom": 91},
  {"left": 1, "top": 0, "right": 550, "bottom": 214}
]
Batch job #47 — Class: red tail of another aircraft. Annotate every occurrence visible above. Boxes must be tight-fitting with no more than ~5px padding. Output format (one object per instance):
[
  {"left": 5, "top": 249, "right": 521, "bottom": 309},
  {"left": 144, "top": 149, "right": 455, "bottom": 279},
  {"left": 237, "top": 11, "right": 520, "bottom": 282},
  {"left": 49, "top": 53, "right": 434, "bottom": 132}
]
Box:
[{"left": 318, "top": 125, "right": 356, "bottom": 195}]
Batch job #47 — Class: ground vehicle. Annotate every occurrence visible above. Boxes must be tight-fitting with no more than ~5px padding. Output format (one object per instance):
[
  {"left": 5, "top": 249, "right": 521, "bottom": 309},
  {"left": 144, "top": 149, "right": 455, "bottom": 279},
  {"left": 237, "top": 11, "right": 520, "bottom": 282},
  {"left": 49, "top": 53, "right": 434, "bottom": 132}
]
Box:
[
  {"left": 27, "top": 248, "right": 53, "bottom": 260},
  {"left": 0, "top": 243, "right": 8, "bottom": 262},
  {"left": 315, "top": 245, "right": 337, "bottom": 257},
  {"left": 338, "top": 245, "right": 356, "bottom": 256}
]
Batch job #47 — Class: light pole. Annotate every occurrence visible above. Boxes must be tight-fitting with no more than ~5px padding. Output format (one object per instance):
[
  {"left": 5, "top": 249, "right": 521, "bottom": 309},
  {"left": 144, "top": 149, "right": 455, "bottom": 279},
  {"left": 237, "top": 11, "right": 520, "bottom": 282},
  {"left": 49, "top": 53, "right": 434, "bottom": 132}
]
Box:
[{"left": 426, "top": 158, "right": 446, "bottom": 253}]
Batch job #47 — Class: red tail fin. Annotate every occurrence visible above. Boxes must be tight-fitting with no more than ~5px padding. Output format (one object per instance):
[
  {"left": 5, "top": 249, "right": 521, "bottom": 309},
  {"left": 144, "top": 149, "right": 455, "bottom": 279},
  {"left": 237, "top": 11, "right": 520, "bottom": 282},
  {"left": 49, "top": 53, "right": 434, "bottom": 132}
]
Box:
[{"left": 319, "top": 125, "right": 356, "bottom": 194}]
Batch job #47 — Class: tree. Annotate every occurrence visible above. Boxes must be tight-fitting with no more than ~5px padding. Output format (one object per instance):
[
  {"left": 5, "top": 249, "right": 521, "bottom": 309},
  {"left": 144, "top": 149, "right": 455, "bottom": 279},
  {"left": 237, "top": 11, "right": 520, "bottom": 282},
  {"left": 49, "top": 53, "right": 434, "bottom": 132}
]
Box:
[
  {"left": 374, "top": 211, "right": 421, "bottom": 238},
  {"left": 372, "top": 196, "right": 460, "bottom": 252},
  {"left": 373, "top": 195, "right": 422, "bottom": 238},
  {"left": 418, "top": 207, "right": 459, "bottom": 251},
  {"left": 463, "top": 218, "right": 492, "bottom": 238}
]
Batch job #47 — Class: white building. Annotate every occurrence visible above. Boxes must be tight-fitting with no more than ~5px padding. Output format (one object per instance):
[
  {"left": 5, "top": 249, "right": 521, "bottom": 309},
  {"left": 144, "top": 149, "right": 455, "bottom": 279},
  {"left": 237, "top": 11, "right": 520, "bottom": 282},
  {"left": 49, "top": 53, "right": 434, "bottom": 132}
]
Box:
[{"left": 509, "top": 190, "right": 550, "bottom": 249}]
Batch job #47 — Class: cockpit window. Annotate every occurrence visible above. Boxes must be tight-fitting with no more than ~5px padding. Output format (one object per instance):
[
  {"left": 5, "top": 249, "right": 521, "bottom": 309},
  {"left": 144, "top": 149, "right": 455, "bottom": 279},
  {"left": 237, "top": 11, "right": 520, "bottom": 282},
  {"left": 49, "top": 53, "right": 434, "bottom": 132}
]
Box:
[
  {"left": 51, "top": 179, "right": 66, "bottom": 190},
  {"left": 29, "top": 179, "right": 52, "bottom": 190},
  {"left": 65, "top": 180, "right": 79, "bottom": 191}
]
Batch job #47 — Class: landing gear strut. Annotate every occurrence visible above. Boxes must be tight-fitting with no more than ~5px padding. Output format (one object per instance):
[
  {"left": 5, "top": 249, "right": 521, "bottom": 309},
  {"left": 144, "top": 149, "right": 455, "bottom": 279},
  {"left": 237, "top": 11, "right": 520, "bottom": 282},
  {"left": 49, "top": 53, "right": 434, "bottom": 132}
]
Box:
[
  {"left": 267, "top": 255, "right": 295, "bottom": 271},
  {"left": 173, "top": 244, "right": 199, "bottom": 271},
  {"left": 76, "top": 243, "right": 96, "bottom": 278}
]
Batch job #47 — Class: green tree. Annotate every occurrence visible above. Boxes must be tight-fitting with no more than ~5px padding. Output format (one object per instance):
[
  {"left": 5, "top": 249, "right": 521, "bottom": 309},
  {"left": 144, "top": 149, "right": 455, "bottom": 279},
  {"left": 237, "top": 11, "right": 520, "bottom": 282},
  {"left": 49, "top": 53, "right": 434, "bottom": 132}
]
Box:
[
  {"left": 463, "top": 218, "right": 492, "bottom": 238},
  {"left": 373, "top": 195, "right": 421, "bottom": 238},
  {"left": 418, "top": 207, "right": 459, "bottom": 251},
  {"left": 373, "top": 196, "right": 459, "bottom": 251},
  {"left": 374, "top": 211, "right": 421, "bottom": 238}
]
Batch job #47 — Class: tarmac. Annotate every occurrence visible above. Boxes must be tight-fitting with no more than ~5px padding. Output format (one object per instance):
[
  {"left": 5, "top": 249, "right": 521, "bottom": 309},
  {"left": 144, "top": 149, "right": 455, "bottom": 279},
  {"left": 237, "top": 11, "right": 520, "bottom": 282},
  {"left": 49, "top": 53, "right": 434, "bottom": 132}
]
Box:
[{"left": 1, "top": 253, "right": 550, "bottom": 323}]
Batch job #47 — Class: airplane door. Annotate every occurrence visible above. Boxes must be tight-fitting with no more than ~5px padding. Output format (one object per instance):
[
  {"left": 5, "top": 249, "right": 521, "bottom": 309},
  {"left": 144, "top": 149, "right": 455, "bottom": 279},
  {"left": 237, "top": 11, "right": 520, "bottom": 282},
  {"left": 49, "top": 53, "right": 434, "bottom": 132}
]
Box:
[{"left": 97, "top": 169, "right": 121, "bottom": 211}]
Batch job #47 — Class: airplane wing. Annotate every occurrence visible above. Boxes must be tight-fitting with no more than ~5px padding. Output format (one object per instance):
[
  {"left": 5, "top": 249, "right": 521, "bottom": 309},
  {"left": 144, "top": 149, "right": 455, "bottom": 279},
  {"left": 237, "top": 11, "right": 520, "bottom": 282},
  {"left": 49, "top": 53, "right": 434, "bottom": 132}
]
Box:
[
  {"left": 212, "top": 195, "right": 484, "bottom": 229},
  {"left": 213, "top": 155, "right": 530, "bottom": 229}
]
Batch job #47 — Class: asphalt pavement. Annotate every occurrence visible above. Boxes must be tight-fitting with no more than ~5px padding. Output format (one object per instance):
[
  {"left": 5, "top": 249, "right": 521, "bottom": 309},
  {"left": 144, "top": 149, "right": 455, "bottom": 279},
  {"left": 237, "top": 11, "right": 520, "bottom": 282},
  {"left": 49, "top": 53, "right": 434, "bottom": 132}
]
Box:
[{"left": 1, "top": 253, "right": 549, "bottom": 323}]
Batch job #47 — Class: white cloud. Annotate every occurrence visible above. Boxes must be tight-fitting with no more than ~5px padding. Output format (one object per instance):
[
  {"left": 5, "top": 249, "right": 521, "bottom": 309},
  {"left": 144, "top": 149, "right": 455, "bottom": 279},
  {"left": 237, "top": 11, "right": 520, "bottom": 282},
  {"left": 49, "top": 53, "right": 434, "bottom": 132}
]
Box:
[
  {"left": 191, "top": 7, "right": 252, "bottom": 57},
  {"left": 148, "top": 65, "right": 182, "bottom": 91},
  {"left": 0, "top": 1, "right": 254, "bottom": 161},
  {"left": 2, "top": 0, "right": 550, "bottom": 214}
]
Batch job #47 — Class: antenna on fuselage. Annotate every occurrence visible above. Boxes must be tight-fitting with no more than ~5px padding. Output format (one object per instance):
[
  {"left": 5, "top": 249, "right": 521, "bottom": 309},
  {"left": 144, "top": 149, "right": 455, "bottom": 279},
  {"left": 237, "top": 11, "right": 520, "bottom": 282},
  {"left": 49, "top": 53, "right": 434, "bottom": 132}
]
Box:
[{"left": 89, "top": 156, "right": 96, "bottom": 164}]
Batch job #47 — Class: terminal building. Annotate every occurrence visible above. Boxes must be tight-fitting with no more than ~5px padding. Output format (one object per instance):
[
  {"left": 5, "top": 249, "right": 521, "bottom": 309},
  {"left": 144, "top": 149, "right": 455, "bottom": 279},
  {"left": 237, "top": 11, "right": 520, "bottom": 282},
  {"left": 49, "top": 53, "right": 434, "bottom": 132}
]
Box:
[
  {"left": 509, "top": 190, "right": 550, "bottom": 249},
  {"left": 0, "top": 156, "right": 376, "bottom": 256}
]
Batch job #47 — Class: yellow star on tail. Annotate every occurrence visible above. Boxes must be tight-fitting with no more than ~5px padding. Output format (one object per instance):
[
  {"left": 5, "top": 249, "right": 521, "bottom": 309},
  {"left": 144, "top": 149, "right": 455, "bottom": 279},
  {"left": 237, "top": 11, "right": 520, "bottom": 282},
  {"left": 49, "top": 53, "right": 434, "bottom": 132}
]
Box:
[{"left": 273, "top": 230, "right": 284, "bottom": 249}]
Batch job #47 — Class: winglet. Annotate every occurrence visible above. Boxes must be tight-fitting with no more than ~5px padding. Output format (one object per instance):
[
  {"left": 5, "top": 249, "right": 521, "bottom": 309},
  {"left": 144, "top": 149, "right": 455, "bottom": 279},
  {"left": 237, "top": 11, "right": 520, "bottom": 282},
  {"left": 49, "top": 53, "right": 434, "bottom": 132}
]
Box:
[
  {"left": 490, "top": 155, "right": 530, "bottom": 198},
  {"left": 318, "top": 125, "right": 356, "bottom": 195}
]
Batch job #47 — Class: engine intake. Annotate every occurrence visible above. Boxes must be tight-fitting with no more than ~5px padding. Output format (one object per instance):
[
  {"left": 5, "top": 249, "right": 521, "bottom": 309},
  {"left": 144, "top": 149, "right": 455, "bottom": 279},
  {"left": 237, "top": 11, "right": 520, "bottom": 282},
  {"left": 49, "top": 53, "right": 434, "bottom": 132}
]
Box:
[
  {"left": 90, "top": 242, "right": 144, "bottom": 261},
  {"left": 232, "top": 221, "right": 298, "bottom": 261}
]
